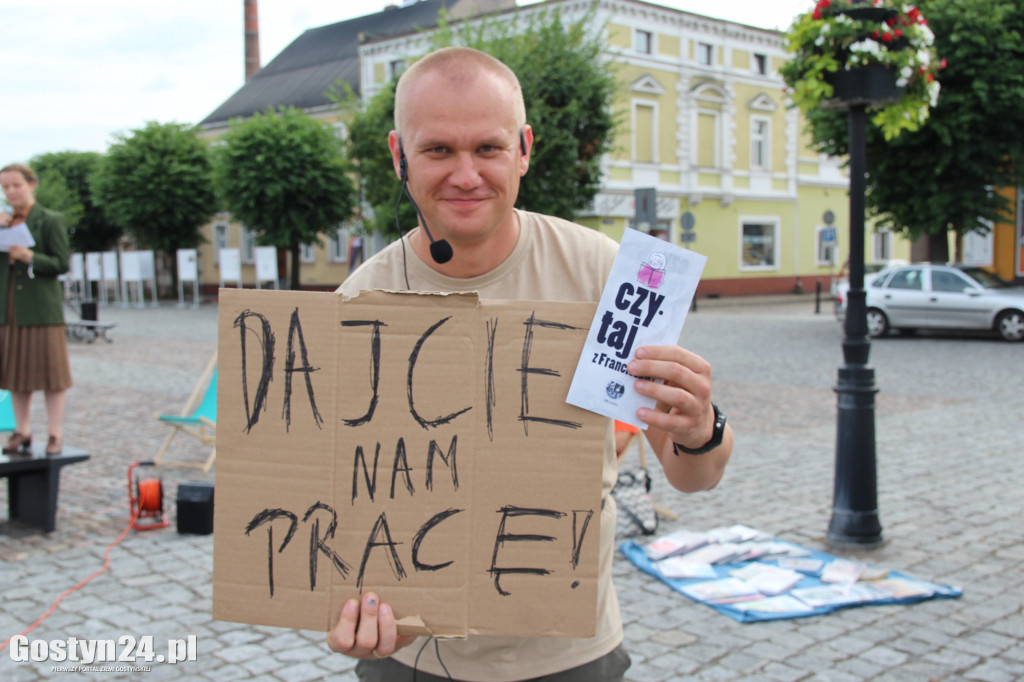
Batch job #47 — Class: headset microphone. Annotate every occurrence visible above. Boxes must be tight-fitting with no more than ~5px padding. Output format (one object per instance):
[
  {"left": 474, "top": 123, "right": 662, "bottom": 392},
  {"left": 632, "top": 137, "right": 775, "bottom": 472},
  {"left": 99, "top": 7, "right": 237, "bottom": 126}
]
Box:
[{"left": 398, "top": 144, "right": 453, "bottom": 265}]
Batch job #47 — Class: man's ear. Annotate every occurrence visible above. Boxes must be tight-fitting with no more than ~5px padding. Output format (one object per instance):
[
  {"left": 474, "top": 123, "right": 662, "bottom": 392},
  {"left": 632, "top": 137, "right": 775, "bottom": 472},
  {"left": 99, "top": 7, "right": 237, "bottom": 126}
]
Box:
[
  {"left": 388, "top": 130, "right": 403, "bottom": 180},
  {"left": 519, "top": 125, "right": 534, "bottom": 175}
]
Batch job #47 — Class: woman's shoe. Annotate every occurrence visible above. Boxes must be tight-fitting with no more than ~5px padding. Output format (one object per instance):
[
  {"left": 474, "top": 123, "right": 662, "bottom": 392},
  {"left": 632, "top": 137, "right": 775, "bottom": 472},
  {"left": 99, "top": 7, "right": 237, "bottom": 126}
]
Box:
[
  {"left": 46, "top": 436, "right": 63, "bottom": 456},
  {"left": 2, "top": 432, "right": 32, "bottom": 454}
]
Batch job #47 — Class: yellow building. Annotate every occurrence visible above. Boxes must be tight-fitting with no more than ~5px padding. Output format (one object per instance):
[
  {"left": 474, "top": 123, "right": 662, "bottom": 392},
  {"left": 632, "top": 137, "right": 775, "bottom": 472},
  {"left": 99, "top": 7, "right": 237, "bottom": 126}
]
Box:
[{"left": 197, "top": 0, "right": 914, "bottom": 297}]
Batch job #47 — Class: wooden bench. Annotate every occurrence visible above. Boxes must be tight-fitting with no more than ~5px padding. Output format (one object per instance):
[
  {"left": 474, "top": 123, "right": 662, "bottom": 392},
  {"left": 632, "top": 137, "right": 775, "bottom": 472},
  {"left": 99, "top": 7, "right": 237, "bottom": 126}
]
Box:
[
  {"left": 0, "top": 444, "right": 90, "bottom": 532},
  {"left": 66, "top": 320, "right": 116, "bottom": 343}
]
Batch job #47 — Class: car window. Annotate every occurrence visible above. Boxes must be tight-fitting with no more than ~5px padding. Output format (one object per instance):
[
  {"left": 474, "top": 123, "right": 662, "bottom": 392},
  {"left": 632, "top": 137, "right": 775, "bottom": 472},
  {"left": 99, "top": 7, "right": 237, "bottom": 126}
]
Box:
[
  {"left": 885, "top": 268, "right": 923, "bottom": 290},
  {"left": 931, "top": 270, "right": 972, "bottom": 293},
  {"left": 958, "top": 266, "right": 1009, "bottom": 289}
]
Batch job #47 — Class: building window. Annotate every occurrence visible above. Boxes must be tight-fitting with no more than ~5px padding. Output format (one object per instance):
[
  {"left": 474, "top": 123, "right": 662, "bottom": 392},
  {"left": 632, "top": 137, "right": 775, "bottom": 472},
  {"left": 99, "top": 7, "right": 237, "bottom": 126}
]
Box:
[
  {"left": 240, "top": 225, "right": 257, "bottom": 264},
  {"left": 873, "top": 229, "right": 893, "bottom": 261},
  {"left": 633, "top": 102, "right": 656, "bottom": 163},
  {"left": 741, "top": 219, "right": 779, "bottom": 270},
  {"left": 328, "top": 226, "right": 348, "bottom": 263},
  {"left": 628, "top": 219, "right": 672, "bottom": 241},
  {"left": 697, "top": 42, "right": 714, "bottom": 66},
  {"left": 389, "top": 59, "right": 406, "bottom": 79},
  {"left": 213, "top": 222, "right": 229, "bottom": 265},
  {"left": 635, "top": 29, "right": 653, "bottom": 54},
  {"left": 753, "top": 53, "right": 767, "bottom": 75},
  {"left": 816, "top": 225, "right": 838, "bottom": 266},
  {"left": 300, "top": 242, "right": 316, "bottom": 264},
  {"left": 696, "top": 111, "right": 720, "bottom": 168},
  {"left": 751, "top": 118, "right": 770, "bottom": 170}
]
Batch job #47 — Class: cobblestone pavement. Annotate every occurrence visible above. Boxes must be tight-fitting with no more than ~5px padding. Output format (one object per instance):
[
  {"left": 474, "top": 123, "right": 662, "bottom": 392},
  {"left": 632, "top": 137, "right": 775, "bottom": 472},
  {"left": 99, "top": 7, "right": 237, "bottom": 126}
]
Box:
[{"left": 2, "top": 295, "right": 1023, "bottom": 681}]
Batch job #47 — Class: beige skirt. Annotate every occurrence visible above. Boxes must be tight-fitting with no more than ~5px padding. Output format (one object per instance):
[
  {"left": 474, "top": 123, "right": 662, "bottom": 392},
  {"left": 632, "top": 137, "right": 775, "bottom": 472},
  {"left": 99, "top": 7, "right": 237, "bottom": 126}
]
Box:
[{"left": 0, "top": 274, "right": 73, "bottom": 393}]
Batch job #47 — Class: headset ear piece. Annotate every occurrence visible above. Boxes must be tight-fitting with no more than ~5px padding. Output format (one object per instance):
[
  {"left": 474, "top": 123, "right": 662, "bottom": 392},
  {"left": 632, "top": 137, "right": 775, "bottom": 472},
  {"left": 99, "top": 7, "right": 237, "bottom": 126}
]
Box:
[
  {"left": 519, "top": 129, "right": 526, "bottom": 156},
  {"left": 398, "top": 138, "right": 408, "bottom": 181}
]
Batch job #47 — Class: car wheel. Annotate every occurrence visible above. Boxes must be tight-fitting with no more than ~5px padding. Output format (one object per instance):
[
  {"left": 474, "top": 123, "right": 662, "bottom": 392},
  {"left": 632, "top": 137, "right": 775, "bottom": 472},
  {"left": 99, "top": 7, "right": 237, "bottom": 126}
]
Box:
[
  {"left": 866, "top": 308, "right": 889, "bottom": 338},
  {"left": 995, "top": 309, "right": 1024, "bottom": 342}
]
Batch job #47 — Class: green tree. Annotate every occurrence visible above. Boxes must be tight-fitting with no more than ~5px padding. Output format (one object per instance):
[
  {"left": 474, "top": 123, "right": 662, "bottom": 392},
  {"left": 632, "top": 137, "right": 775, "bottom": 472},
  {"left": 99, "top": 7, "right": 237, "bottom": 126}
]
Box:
[
  {"left": 93, "top": 121, "right": 217, "bottom": 289},
  {"left": 32, "top": 151, "right": 122, "bottom": 253},
  {"left": 32, "top": 168, "right": 83, "bottom": 233},
  {"left": 344, "top": 7, "right": 619, "bottom": 237},
  {"left": 796, "top": 0, "right": 1024, "bottom": 262},
  {"left": 214, "top": 107, "right": 357, "bottom": 289}
]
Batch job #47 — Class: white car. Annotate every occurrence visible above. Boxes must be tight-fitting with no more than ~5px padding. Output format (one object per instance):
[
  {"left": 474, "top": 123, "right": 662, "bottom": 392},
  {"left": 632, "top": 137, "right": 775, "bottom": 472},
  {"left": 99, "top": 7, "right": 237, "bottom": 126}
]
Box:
[
  {"left": 830, "top": 259, "right": 908, "bottom": 299},
  {"left": 835, "top": 263, "right": 1024, "bottom": 342}
]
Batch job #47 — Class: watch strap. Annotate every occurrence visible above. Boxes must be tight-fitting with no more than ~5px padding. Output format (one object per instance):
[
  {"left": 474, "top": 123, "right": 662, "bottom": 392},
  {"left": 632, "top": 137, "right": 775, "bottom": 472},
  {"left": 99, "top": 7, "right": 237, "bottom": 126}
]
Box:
[{"left": 672, "top": 403, "right": 726, "bottom": 456}]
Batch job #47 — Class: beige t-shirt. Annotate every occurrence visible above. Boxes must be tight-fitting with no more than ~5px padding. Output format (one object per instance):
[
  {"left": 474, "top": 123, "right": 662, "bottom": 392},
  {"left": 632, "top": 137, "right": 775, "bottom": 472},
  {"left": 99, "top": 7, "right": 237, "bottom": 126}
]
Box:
[{"left": 338, "top": 209, "right": 623, "bottom": 681}]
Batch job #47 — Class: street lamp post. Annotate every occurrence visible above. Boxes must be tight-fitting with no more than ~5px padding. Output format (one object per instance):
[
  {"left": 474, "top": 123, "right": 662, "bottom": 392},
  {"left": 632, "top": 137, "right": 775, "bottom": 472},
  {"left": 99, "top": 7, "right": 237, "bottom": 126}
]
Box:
[{"left": 828, "top": 101, "right": 883, "bottom": 548}]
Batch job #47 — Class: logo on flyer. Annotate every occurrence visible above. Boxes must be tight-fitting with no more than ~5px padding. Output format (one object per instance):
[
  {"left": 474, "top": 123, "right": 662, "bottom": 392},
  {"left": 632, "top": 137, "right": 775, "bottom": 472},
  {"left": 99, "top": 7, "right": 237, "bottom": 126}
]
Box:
[
  {"left": 605, "top": 381, "right": 625, "bottom": 400},
  {"left": 637, "top": 252, "right": 667, "bottom": 289}
]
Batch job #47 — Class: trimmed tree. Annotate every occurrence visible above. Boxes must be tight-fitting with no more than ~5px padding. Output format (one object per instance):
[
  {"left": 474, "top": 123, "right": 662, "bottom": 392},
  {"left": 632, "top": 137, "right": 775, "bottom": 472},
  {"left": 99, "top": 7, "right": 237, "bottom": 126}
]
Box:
[
  {"left": 32, "top": 151, "right": 122, "bottom": 253},
  {"left": 214, "top": 107, "right": 357, "bottom": 290},
  {"left": 93, "top": 122, "right": 217, "bottom": 290},
  {"left": 344, "top": 6, "right": 619, "bottom": 237},
  {"left": 792, "top": 0, "right": 1024, "bottom": 262}
]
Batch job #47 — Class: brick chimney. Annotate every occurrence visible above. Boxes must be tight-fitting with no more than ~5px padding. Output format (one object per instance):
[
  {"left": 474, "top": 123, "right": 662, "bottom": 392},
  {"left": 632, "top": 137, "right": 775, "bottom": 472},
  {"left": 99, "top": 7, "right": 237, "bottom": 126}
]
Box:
[{"left": 244, "top": 0, "right": 260, "bottom": 81}]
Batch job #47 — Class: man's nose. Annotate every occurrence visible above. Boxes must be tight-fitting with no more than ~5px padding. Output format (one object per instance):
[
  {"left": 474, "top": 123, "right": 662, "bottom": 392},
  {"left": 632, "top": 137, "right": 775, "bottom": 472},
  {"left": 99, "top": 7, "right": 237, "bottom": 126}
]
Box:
[{"left": 447, "top": 153, "right": 481, "bottom": 189}]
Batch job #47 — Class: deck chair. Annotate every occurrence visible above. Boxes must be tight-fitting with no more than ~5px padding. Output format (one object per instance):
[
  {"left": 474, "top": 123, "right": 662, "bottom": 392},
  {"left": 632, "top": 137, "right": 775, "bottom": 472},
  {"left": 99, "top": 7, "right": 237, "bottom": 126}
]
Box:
[
  {"left": 153, "top": 353, "right": 217, "bottom": 473},
  {"left": 0, "top": 390, "right": 16, "bottom": 432}
]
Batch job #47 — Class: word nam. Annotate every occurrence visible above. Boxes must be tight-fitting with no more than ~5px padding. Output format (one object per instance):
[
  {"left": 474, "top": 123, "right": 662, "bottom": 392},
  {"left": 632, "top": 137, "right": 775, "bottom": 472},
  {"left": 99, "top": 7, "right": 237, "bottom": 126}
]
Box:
[{"left": 595, "top": 283, "right": 665, "bottom": 359}]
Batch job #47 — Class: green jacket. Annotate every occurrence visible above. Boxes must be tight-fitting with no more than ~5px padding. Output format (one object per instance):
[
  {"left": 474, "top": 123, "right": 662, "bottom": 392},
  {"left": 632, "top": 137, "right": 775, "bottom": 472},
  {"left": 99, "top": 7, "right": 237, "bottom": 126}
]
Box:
[{"left": 0, "top": 204, "right": 70, "bottom": 327}]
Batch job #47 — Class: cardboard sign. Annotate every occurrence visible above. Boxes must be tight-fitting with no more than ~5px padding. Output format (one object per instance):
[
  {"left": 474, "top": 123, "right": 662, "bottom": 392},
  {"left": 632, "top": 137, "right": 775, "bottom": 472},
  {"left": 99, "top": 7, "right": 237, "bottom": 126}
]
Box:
[{"left": 213, "top": 289, "right": 606, "bottom": 638}]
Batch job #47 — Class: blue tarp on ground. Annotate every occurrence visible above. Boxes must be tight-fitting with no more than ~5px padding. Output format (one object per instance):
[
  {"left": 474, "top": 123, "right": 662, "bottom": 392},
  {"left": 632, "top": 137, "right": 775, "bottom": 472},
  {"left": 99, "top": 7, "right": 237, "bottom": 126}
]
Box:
[{"left": 620, "top": 539, "right": 962, "bottom": 623}]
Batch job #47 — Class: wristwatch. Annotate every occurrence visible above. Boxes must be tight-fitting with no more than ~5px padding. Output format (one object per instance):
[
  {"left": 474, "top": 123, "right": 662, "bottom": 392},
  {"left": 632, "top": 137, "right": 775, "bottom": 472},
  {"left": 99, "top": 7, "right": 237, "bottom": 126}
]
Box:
[{"left": 672, "top": 403, "right": 726, "bottom": 456}]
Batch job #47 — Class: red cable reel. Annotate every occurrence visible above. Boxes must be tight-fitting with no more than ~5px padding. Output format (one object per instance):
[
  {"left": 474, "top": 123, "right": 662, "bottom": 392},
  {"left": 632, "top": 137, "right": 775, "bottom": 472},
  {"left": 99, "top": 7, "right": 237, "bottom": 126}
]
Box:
[{"left": 127, "top": 462, "right": 169, "bottom": 531}]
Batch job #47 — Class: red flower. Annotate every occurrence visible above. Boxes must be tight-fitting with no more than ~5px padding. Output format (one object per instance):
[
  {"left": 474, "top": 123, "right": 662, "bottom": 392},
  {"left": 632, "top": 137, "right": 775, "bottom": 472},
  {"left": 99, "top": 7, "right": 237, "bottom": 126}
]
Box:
[
  {"left": 894, "top": 29, "right": 903, "bottom": 38},
  {"left": 940, "top": 58, "right": 948, "bottom": 69},
  {"left": 872, "top": 30, "right": 880, "bottom": 39},
  {"left": 813, "top": 7, "right": 822, "bottom": 19},
  {"left": 881, "top": 32, "right": 893, "bottom": 42}
]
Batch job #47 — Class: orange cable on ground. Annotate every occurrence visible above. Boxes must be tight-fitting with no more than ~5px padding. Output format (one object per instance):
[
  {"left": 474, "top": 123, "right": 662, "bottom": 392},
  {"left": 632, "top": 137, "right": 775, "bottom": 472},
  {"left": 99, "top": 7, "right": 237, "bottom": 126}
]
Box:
[
  {"left": 0, "top": 509, "right": 139, "bottom": 652},
  {"left": 0, "top": 469, "right": 164, "bottom": 652}
]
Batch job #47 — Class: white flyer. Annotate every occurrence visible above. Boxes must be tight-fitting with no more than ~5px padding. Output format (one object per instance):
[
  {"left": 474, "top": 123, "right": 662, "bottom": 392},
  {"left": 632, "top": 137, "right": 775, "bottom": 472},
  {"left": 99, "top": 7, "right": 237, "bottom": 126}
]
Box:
[
  {"left": 0, "top": 222, "right": 36, "bottom": 252},
  {"left": 566, "top": 228, "right": 705, "bottom": 429}
]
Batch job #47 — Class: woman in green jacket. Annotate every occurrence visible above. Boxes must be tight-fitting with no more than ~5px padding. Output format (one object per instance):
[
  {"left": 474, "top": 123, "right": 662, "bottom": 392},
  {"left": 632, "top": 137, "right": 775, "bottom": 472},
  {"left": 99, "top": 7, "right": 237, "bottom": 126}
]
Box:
[{"left": 0, "top": 163, "right": 72, "bottom": 455}]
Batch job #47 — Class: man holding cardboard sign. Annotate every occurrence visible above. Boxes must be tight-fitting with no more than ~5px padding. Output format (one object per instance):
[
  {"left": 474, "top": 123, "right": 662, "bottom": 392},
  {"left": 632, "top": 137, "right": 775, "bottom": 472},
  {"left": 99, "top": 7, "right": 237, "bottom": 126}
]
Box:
[{"left": 331, "top": 46, "right": 733, "bottom": 682}]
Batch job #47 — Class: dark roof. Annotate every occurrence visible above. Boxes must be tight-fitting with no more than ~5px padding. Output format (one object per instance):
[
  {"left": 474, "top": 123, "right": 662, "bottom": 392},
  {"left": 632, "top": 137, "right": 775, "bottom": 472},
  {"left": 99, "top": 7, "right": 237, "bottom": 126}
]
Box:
[{"left": 200, "top": 0, "right": 461, "bottom": 127}]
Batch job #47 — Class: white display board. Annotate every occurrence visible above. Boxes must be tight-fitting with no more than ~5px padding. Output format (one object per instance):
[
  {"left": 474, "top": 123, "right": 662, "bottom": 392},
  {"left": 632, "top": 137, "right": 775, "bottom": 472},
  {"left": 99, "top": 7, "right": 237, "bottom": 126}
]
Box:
[
  {"left": 65, "top": 253, "right": 86, "bottom": 300},
  {"left": 99, "top": 250, "right": 120, "bottom": 305},
  {"left": 121, "top": 252, "right": 141, "bottom": 281},
  {"left": 101, "top": 251, "right": 119, "bottom": 282},
  {"left": 254, "top": 246, "right": 279, "bottom": 289},
  {"left": 177, "top": 248, "right": 200, "bottom": 307},
  {"left": 85, "top": 252, "right": 102, "bottom": 283},
  {"left": 177, "top": 249, "right": 198, "bottom": 281},
  {"left": 220, "top": 248, "right": 242, "bottom": 288},
  {"left": 119, "top": 251, "right": 156, "bottom": 307}
]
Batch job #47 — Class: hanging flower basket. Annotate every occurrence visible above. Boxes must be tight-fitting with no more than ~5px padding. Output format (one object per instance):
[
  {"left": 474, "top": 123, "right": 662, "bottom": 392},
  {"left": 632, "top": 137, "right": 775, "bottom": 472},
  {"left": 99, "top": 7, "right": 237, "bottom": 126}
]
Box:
[
  {"left": 780, "top": 0, "right": 945, "bottom": 139},
  {"left": 822, "top": 63, "right": 904, "bottom": 109}
]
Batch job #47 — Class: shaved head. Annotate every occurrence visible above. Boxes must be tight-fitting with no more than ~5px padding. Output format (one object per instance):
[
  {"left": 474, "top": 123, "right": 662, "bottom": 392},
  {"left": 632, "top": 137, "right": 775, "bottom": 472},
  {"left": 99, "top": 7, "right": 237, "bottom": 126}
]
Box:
[{"left": 394, "top": 46, "right": 526, "bottom": 135}]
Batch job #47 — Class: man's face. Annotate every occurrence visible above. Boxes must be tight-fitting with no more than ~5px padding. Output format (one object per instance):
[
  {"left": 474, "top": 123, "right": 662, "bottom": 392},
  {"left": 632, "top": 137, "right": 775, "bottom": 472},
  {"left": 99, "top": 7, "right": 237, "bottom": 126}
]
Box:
[
  {"left": 0, "top": 171, "right": 35, "bottom": 212},
  {"left": 392, "top": 69, "right": 530, "bottom": 247}
]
